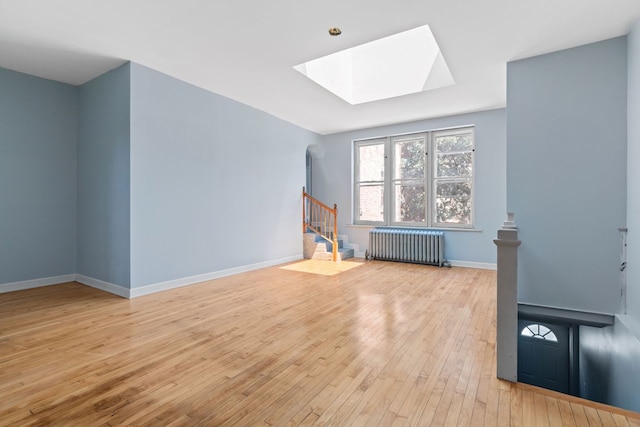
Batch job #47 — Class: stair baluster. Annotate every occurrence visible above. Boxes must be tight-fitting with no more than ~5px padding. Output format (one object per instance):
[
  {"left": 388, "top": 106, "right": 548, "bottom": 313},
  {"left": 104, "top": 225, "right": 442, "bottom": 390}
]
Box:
[{"left": 302, "top": 187, "right": 339, "bottom": 262}]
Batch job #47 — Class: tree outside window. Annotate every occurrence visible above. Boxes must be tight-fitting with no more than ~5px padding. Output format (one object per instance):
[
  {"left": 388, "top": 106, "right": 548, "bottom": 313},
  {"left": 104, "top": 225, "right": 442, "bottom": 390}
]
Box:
[{"left": 354, "top": 127, "right": 474, "bottom": 228}]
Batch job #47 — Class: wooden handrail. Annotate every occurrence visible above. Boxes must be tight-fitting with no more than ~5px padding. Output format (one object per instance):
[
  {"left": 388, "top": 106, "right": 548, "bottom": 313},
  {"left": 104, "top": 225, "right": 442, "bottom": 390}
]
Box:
[
  {"left": 303, "top": 187, "right": 339, "bottom": 262},
  {"left": 303, "top": 192, "right": 336, "bottom": 213}
]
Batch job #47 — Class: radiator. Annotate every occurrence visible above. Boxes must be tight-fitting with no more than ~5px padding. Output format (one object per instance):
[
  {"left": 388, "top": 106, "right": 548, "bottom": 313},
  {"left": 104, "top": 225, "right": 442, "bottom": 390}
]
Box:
[{"left": 368, "top": 228, "right": 446, "bottom": 266}]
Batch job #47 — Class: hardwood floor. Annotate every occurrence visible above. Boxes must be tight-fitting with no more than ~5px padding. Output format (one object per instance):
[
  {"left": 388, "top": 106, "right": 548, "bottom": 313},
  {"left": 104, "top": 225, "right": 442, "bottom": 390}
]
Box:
[{"left": 1, "top": 260, "right": 638, "bottom": 426}]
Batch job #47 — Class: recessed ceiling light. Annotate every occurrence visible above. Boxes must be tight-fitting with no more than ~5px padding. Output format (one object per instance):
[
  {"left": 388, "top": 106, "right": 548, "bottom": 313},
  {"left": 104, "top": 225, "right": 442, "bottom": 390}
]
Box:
[
  {"left": 295, "top": 25, "right": 455, "bottom": 105},
  {"left": 328, "top": 27, "right": 342, "bottom": 36}
]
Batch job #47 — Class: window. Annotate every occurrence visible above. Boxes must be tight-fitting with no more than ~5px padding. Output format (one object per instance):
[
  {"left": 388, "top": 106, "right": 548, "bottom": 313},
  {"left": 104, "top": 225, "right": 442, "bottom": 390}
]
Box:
[
  {"left": 433, "top": 130, "right": 474, "bottom": 226},
  {"left": 392, "top": 135, "right": 427, "bottom": 223},
  {"left": 354, "top": 127, "right": 474, "bottom": 228},
  {"left": 520, "top": 324, "right": 558, "bottom": 342},
  {"left": 355, "top": 139, "right": 386, "bottom": 222}
]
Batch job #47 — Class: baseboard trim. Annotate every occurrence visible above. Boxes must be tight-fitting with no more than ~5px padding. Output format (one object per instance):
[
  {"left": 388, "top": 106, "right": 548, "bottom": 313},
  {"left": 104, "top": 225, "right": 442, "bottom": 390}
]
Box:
[
  {"left": 75, "top": 275, "right": 130, "bottom": 298},
  {"left": 0, "top": 257, "right": 303, "bottom": 299},
  {"left": 356, "top": 257, "right": 494, "bottom": 269},
  {"left": 0, "top": 274, "right": 77, "bottom": 294},
  {"left": 129, "top": 254, "right": 303, "bottom": 298},
  {"left": 0, "top": 257, "right": 490, "bottom": 299},
  {"left": 449, "top": 260, "right": 497, "bottom": 270}
]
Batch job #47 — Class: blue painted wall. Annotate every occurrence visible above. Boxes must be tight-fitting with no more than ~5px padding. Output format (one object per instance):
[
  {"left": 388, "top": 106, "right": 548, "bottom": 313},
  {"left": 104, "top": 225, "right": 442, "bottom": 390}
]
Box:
[
  {"left": 578, "top": 21, "right": 640, "bottom": 414},
  {"left": 0, "top": 68, "right": 77, "bottom": 284},
  {"left": 507, "top": 37, "right": 627, "bottom": 314},
  {"left": 579, "top": 318, "right": 640, "bottom": 412},
  {"left": 77, "top": 63, "right": 131, "bottom": 287},
  {"left": 627, "top": 20, "right": 640, "bottom": 332},
  {"left": 129, "top": 63, "right": 316, "bottom": 287},
  {"left": 314, "top": 109, "right": 506, "bottom": 265}
]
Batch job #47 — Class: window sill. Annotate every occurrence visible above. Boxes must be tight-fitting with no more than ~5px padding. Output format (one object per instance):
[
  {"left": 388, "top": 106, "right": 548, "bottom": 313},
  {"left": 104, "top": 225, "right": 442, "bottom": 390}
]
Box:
[{"left": 346, "top": 224, "right": 483, "bottom": 232}]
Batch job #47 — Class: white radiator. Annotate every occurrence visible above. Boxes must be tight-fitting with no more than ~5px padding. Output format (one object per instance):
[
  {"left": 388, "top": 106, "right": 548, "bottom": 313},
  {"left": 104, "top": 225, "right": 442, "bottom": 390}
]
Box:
[{"left": 368, "top": 228, "right": 446, "bottom": 267}]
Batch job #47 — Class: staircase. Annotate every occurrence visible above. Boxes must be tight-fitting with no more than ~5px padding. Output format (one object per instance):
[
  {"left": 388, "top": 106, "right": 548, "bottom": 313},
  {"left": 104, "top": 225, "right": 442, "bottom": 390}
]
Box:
[
  {"left": 302, "top": 188, "right": 353, "bottom": 262},
  {"left": 303, "top": 232, "right": 355, "bottom": 261}
]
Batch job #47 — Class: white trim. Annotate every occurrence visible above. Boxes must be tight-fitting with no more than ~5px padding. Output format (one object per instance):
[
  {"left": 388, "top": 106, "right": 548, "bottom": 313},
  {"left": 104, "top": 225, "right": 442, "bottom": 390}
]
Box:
[
  {"left": 76, "top": 275, "right": 130, "bottom": 298},
  {"left": 0, "top": 256, "right": 492, "bottom": 302},
  {"left": 448, "top": 260, "right": 496, "bottom": 270},
  {"left": 350, "top": 124, "right": 477, "bottom": 148},
  {"left": 129, "top": 254, "right": 303, "bottom": 298},
  {"left": 0, "top": 256, "right": 304, "bottom": 300},
  {"left": 0, "top": 274, "right": 76, "bottom": 294},
  {"left": 360, "top": 258, "right": 495, "bottom": 269},
  {"left": 345, "top": 224, "right": 482, "bottom": 232}
]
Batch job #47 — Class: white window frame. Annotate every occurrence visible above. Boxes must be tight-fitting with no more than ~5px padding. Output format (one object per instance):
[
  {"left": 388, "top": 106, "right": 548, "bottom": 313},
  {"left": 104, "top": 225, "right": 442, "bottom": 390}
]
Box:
[
  {"left": 353, "top": 126, "right": 475, "bottom": 229},
  {"left": 390, "top": 133, "right": 428, "bottom": 226},
  {"left": 353, "top": 138, "right": 387, "bottom": 226},
  {"left": 431, "top": 127, "right": 475, "bottom": 229}
]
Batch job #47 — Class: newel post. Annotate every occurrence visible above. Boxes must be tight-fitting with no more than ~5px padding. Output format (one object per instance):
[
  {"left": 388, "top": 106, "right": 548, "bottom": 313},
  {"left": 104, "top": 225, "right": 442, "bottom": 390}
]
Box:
[
  {"left": 302, "top": 187, "right": 306, "bottom": 234},
  {"left": 493, "top": 212, "right": 521, "bottom": 382},
  {"left": 332, "top": 204, "right": 339, "bottom": 262}
]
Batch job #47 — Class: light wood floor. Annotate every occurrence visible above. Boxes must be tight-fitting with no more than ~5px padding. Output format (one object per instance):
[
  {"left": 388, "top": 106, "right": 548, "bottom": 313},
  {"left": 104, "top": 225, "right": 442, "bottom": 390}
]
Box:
[{"left": 1, "top": 260, "right": 638, "bottom": 426}]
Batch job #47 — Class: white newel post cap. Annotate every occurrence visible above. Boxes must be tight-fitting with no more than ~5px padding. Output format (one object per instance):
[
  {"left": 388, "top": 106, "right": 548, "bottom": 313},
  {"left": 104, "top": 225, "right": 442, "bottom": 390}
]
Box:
[{"left": 502, "top": 212, "right": 517, "bottom": 229}]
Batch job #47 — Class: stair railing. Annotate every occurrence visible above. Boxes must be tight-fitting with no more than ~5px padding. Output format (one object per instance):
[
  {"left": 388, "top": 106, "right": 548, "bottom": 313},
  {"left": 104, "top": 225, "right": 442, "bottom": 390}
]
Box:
[{"left": 302, "top": 187, "right": 338, "bottom": 262}]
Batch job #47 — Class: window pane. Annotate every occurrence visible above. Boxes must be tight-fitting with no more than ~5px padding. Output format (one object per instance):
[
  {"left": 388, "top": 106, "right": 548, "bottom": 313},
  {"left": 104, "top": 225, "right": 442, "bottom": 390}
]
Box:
[
  {"left": 394, "top": 138, "right": 425, "bottom": 179},
  {"left": 394, "top": 184, "right": 426, "bottom": 223},
  {"left": 358, "top": 184, "right": 384, "bottom": 222},
  {"left": 435, "top": 134, "right": 473, "bottom": 153},
  {"left": 521, "top": 324, "right": 558, "bottom": 342},
  {"left": 358, "top": 144, "right": 385, "bottom": 182},
  {"left": 435, "top": 181, "right": 471, "bottom": 224},
  {"left": 436, "top": 152, "right": 472, "bottom": 177}
]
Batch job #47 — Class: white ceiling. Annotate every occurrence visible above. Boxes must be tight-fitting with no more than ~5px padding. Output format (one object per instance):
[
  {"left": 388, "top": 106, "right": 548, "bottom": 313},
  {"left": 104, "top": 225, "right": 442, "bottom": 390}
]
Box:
[{"left": 1, "top": 0, "right": 640, "bottom": 135}]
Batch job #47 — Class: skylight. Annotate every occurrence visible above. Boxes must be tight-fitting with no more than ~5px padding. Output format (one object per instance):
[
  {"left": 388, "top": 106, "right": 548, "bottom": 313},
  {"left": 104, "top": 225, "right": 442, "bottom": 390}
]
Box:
[{"left": 294, "top": 25, "right": 455, "bottom": 105}]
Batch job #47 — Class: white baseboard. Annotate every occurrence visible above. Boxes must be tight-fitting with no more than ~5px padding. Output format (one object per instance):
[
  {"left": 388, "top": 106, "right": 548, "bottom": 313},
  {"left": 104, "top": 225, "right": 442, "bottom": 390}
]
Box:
[
  {"left": 129, "top": 254, "right": 303, "bottom": 298},
  {"left": 355, "top": 256, "right": 495, "bottom": 269},
  {"left": 2, "top": 255, "right": 494, "bottom": 300},
  {"left": 76, "top": 275, "right": 130, "bottom": 298},
  {"left": 449, "top": 260, "right": 497, "bottom": 270},
  {"left": 0, "top": 256, "right": 304, "bottom": 300},
  {"left": 0, "top": 274, "right": 77, "bottom": 294}
]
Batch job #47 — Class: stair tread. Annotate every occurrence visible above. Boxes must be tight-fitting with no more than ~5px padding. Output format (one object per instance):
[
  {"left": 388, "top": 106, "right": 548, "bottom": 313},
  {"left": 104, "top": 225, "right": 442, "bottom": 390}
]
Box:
[{"left": 303, "top": 231, "right": 353, "bottom": 261}]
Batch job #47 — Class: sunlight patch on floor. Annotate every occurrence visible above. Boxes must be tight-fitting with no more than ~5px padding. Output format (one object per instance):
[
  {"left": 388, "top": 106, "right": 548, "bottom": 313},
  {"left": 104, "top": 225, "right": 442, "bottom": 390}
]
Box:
[{"left": 280, "top": 259, "right": 364, "bottom": 276}]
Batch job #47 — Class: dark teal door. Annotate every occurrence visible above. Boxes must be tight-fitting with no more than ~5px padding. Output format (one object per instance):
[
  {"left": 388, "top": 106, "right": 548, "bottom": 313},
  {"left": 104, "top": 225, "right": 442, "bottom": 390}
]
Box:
[{"left": 518, "top": 319, "right": 570, "bottom": 394}]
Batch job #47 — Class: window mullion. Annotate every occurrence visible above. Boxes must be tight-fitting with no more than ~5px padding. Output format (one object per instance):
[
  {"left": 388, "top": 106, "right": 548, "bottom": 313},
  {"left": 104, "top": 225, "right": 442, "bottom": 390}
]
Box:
[
  {"left": 427, "top": 132, "right": 432, "bottom": 227},
  {"left": 384, "top": 137, "right": 391, "bottom": 225}
]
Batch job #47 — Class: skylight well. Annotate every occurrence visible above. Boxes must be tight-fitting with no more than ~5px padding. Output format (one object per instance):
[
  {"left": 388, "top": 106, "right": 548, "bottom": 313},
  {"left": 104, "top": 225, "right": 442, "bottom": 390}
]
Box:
[{"left": 294, "top": 25, "right": 454, "bottom": 105}]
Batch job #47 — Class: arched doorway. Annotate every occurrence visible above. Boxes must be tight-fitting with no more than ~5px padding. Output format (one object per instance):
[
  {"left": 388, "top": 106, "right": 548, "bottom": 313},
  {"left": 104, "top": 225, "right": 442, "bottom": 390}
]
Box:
[
  {"left": 306, "top": 147, "right": 312, "bottom": 196},
  {"left": 305, "top": 144, "right": 324, "bottom": 196}
]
